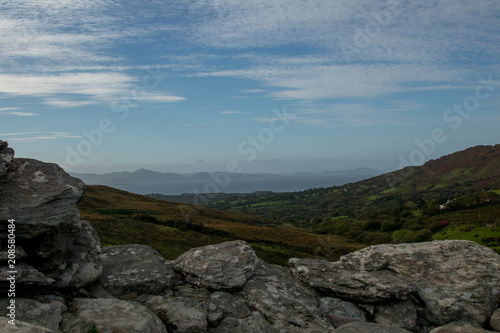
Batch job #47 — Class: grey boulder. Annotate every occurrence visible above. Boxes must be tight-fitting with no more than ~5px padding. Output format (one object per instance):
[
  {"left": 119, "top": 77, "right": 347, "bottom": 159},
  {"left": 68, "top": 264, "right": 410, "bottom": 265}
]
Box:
[
  {"left": 61, "top": 298, "right": 167, "bottom": 333},
  {"left": 0, "top": 298, "right": 64, "bottom": 332},
  {"left": 173, "top": 240, "right": 259, "bottom": 290},
  {"left": 92, "top": 244, "right": 174, "bottom": 297},
  {"left": 0, "top": 157, "right": 102, "bottom": 289},
  {"left": 342, "top": 240, "right": 500, "bottom": 327},
  {"left": 289, "top": 258, "right": 415, "bottom": 302},
  {"left": 138, "top": 295, "right": 208, "bottom": 333},
  {"left": 234, "top": 259, "right": 333, "bottom": 332}
]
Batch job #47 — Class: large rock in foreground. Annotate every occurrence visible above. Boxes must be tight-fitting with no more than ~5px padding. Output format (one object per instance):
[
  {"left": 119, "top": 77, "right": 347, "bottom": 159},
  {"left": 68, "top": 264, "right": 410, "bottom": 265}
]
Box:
[
  {"left": 289, "top": 258, "right": 415, "bottom": 302},
  {"left": 0, "top": 142, "right": 102, "bottom": 289},
  {"left": 61, "top": 298, "right": 167, "bottom": 333},
  {"left": 234, "top": 259, "right": 333, "bottom": 332},
  {"left": 91, "top": 244, "right": 174, "bottom": 297},
  {"left": 173, "top": 240, "right": 259, "bottom": 290},
  {"left": 342, "top": 240, "right": 500, "bottom": 327}
]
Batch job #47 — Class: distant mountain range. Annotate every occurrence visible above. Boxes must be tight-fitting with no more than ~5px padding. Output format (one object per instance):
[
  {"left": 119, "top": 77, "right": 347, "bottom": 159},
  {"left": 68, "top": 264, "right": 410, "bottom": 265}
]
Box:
[{"left": 71, "top": 167, "right": 385, "bottom": 186}]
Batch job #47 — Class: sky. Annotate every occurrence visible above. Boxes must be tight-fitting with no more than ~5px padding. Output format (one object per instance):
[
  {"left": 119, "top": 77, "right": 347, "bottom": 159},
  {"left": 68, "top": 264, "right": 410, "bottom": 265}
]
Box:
[{"left": 1, "top": 0, "right": 499, "bottom": 175}]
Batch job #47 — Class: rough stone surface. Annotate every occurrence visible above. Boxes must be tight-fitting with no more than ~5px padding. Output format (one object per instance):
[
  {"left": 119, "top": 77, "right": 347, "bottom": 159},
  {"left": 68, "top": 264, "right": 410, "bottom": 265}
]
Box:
[
  {"left": 209, "top": 311, "right": 277, "bottom": 333},
  {"left": 207, "top": 291, "right": 252, "bottom": 326},
  {"left": 234, "top": 259, "right": 333, "bottom": 332},
  {"left": 430, "top": 326, "right": 497, "bottom": 333},
  {"left": 490, "top": 308, "right": 500, "bottom": 331},
  {"left": 0, "top": 298, "right": 64, "bottom": 332},
  {"left": 374, "top": 299, "right": 418, "bottom": 330},
  {"left": 289, "top": 258, "right": 415, "bottom": 302},
  {"left": 318, "top": 297, "right": 365, "bottom": 321},
  {"left": 61, "top": 298, "right": 167, "bottom": 333},
  {"left": 173, "top": 240, "right": 259, "bottom": 290},
  {"left": 342, "top": 240, "right": 500, "bottom": 327},
  {"left": 139, "top": 295, "right": 208, "bottom": 333},
  {"left": 333, "top": 321, "right": 411, "bottom": 333},
  {"left": 0, "top": 263, "right": 55, "bottom": 286},
  {"left": 0, "top": 317, "right": 55, "bottom": 332},
  {"left": 92, "top": 244, "right": 174, "bottom": 297},
  {"left": 0, "top": 140, "right": 14, "bottom": 178},
  {"left": 0, "top": 156, "right": 102, "bottom": 289},
  {"left": 0, "top": 246, "right": 27, "bottom": 261}
]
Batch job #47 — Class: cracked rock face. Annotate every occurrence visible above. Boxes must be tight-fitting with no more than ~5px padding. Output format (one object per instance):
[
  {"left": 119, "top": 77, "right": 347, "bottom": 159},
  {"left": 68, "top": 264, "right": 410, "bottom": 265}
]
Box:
[
  {"left": 234, "top": 259, "right": 333, "bottom": 332},
  {"left": 173, "top": 240, "right": 259, "bottom": 291},
  {"left": 91, "top": 244, "right": 174, "bottom": 297},
  {"left": 289, "top": 258, "right": 416, "bottom": 302},
  {"left": 341, "top": 240, "right": 500, "bottom": 327},
  {"left": 0, "top": 142, "right": 101, "bottom": 289}
]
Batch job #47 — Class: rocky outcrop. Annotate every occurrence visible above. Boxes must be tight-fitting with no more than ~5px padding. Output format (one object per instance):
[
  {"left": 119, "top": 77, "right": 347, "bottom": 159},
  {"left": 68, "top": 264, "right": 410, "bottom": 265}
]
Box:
[
  {"left": 1, "top": 141, "right": 500, "bottom": 333},
  {"left": 91, "top": 244, "right": 174, "bottom": 298},
  {"left": 0, "top": 298, "right": 65, "bottom": 332},
  {"left": 0, "top": 141, "right": 102, "bottom": 289},
  {"left": 289, "top": 258, "right": 416, "bottom": 302},
  {"left": 0, "top": 141, "right": 14, "bottom": 179},
  {"left": 234, "top": 259, "right": 332, "bottom": 332},
  {"left": 61, "top": 298, "right": 167, "bottom": 333},
  {"left": 173, "top": 240, "right": 259, "bottom": 291},
  {"left": 342, "top": 241, "right": 500, "bottom": 327}
]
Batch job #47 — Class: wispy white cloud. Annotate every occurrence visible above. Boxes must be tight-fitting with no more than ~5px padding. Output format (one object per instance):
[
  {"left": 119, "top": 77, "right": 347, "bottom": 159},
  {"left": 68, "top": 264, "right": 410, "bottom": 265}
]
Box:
[
  {"left": 1, "top": 111, "right": 37, "bottom": 117},
  {"left": 219, "top": 111, "right": 244, "bottom": 114},
  {"left": 1, "top": 131, "right": 82, "bottom": 142}
]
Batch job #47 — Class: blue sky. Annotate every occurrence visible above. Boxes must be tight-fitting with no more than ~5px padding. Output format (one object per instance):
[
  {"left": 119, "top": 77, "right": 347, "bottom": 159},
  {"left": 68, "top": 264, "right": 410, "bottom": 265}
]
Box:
[{"left": 1, "top": 0, "right": 499, "bottom": 174}]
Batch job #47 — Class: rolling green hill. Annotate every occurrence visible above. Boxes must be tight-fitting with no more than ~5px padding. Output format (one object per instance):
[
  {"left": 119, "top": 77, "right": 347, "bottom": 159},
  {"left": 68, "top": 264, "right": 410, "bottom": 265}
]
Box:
[{"left": 152, "top": 144, "right": 500, "bottom": 252}]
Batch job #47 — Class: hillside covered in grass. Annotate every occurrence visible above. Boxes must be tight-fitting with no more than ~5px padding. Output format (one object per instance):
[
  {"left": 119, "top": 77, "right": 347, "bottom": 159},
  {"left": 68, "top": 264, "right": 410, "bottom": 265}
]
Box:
[
  {"left": 78, "top": 185, "right": 363, "bottom": 266},
  {"left": 150, "top": 144, "right": 500, "bottom": 252}
]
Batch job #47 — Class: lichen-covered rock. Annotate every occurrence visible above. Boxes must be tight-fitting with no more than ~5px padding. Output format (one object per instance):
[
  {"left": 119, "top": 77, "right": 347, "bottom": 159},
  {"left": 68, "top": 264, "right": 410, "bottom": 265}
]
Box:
[
  {"left": 210, "top": 311, "right": 277, "bottom": 333},
  {"left": 490, "top": 308, "right": 500, "bottom": 331},
  {"left": 0, "top": 298, "right": 64, "bottom": 332},
  {"left": 61, "top": 298, "right": 167, "bottom": 333},
  {"left": 91, "top": 244, "right": 174, "bottom": 297},
  {"left": 342, "top": 240, "right": 500, "bottom": 327},
  {"left": 430, "top": 325, "right": 497, "bottom": 333},
  {"left": 0, "top": 317, "right": 55, "bottom": 332},
  {"left": 289, "top": 258, "right": 415, "bottom": 302},
  {"left": 207, "top": 291, "right": 252, "bottom": 326},
  {"left": 138, "top": 295, "right": 208, "bottom": 333},
  {"left": 0, "top": 157, "right": 102, "bottom": 289},
  {"left": 374, "top": 299, "right": 418, "bottom": 330},
  {"left": 173, "top": 240, "right": 259, "bottom": 290},
  {"left": 234, "top": 259, "right": 333, "bottom": 332},
  {"left": 333, "top": 321, "right": 412, "bottom": 332}
]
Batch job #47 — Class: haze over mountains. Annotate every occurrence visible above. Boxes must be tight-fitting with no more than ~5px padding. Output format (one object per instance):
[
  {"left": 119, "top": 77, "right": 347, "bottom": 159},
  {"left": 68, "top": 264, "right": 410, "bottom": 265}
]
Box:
[{"left": 71, "top": 167, "right": 384, "bottom": 194}]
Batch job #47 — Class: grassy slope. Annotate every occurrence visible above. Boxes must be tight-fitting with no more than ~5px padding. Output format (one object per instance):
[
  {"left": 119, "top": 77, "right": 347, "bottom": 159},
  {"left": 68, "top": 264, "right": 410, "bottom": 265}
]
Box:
[{"left": 78, "top": 185, "right": 363, "bottom": 265}]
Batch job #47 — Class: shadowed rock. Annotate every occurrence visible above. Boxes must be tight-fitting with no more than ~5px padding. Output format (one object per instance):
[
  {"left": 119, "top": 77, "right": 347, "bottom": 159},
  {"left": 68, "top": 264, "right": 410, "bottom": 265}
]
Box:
[{"left": 0, "top": 144, "right": 101, "bottom": 289}]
